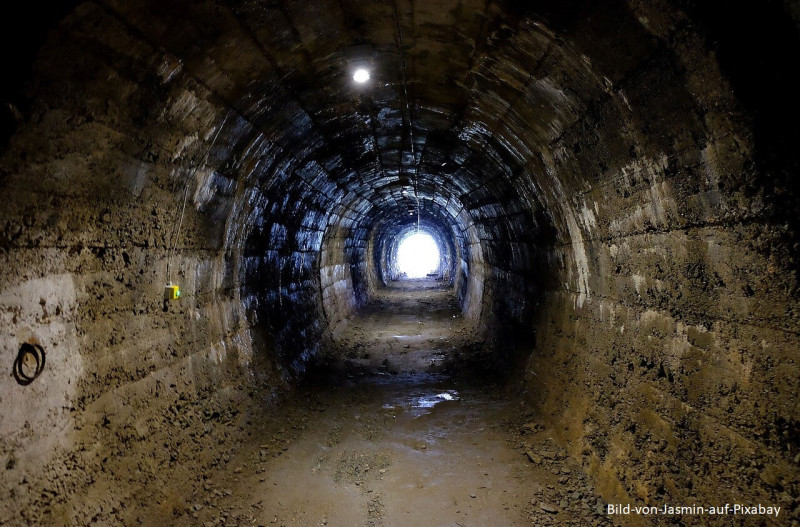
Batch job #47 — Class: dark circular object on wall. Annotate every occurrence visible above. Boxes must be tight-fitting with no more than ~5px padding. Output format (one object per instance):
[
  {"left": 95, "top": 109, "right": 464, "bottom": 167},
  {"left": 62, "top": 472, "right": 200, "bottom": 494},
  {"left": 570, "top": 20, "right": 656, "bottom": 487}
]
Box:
[{"left": 12, "top": 343, "right": 46, "bottom": 386}]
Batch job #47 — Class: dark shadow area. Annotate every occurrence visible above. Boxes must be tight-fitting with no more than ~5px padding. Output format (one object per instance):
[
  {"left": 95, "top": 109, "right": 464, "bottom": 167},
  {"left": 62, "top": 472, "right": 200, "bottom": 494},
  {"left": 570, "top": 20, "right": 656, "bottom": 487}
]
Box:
[
  {"left": 0, "top": 1, "right": 83, "bottom": 148},
  {"left": 678, "top": 0, "right": 800, "bottom": 276}
]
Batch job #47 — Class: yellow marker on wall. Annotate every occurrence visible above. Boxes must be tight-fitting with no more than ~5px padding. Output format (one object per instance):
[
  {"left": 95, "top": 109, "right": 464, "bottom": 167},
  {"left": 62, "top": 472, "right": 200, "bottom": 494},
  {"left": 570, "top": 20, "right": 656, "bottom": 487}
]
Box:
[{"left": 164, "top": 283, "right": 181, "bottom": 300}]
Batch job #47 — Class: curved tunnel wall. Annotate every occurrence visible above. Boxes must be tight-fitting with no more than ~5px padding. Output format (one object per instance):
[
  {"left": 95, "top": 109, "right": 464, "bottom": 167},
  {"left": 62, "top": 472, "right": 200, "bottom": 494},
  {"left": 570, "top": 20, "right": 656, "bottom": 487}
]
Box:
[{"left": 1, "top": 0, "right": 799, "bottom": 524}]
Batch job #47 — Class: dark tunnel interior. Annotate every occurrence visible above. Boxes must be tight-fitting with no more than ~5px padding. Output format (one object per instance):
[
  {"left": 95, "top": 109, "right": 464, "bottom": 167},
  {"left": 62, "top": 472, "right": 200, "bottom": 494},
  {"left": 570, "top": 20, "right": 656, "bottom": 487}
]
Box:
[{"left": 1, "top": 0, "right": 799, "bottom": 525}]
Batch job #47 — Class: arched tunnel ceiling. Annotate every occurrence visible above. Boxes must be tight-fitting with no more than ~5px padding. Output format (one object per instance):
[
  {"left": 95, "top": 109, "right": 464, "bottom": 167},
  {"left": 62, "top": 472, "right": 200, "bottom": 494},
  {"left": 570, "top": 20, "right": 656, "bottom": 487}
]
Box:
[
  {"left": 34, "top": 0, "right": 670, "bottom": 237},
  {"left": 3, "top": 0, "right": 798, "bottom": 264},
  {"left": 2, "top": 0, "right": 797, "bottom": 358}
]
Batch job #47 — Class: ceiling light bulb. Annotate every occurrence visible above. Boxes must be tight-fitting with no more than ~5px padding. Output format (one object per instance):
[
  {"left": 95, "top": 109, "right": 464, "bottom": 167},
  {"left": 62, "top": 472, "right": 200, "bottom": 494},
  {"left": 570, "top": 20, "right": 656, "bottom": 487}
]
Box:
[{"left": 353, "top": 69, "right": 370, "bottom": 83}]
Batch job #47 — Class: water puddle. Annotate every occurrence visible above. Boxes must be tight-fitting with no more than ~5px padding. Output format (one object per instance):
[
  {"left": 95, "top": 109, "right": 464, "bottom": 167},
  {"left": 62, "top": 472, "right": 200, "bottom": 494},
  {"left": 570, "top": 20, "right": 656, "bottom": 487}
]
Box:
[
  {"left": 411, "top": 390, "right": 459, "bottom": 415},
  {"left": 380, "top": 389, "right": 460, "bottom": 418}
]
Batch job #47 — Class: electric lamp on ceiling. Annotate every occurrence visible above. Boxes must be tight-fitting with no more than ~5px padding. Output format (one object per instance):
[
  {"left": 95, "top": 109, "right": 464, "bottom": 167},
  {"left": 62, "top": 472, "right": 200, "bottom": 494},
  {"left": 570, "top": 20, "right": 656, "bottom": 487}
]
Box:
[
  {"left": 344, "top": 43, "right": 375, "bottom": 86},
  {"left": 353, "top": 68, "right": 370, "bottom": 83}
]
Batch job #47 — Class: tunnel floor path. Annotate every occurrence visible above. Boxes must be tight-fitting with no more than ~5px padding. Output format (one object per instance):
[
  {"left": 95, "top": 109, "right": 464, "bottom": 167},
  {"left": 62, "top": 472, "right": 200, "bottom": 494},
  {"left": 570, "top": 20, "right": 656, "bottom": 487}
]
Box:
[
  {"left": 185, "top": 281, "right": 609, "bottom": 526},
  {"left": 326, "top": 278, "right": 477, "bottom": 375}
]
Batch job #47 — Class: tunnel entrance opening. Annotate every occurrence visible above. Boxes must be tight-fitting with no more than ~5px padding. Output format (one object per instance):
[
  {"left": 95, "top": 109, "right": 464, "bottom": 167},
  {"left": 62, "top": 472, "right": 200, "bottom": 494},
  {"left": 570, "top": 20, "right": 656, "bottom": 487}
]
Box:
[{"left": 395, "top": 231, "right": 440, "bottom": 279}]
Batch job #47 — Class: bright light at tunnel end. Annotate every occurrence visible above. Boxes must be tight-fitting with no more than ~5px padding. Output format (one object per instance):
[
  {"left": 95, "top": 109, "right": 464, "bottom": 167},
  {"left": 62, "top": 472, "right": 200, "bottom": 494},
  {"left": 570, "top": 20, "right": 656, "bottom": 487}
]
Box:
[
  {"left": 353, "top": 68, "right": 370, "bottom": 83},
  {"left": 397, "top": 232, "right": 440, "bottom": 278}
]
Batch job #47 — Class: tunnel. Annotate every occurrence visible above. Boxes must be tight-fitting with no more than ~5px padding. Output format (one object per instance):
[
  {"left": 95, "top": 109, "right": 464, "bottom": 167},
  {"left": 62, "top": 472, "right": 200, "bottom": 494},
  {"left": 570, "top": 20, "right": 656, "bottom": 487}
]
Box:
[{"left": 1, "top": 0, "right": 799, "bottom": 525}]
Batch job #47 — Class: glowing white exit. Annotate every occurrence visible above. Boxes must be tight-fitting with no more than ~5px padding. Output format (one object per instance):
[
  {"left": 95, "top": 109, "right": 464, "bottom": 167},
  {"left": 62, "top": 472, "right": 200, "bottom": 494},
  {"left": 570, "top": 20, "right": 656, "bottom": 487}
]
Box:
[{"left": 397, "top": 232, "right": 440, "bottom": 278}]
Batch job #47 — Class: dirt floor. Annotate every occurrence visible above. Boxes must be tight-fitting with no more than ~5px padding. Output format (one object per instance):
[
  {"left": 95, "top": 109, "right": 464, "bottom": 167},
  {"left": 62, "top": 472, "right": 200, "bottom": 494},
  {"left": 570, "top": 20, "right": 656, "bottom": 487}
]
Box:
[{"left": 179, "top": 280, "right": 610, "bottom": 526}]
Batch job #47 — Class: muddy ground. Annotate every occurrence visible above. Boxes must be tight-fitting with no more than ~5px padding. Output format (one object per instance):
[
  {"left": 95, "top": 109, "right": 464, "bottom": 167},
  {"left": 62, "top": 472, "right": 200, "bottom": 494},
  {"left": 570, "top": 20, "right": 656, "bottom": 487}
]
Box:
[{"left": 144, "top": 280, "right": 611, "bottom": 526}]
